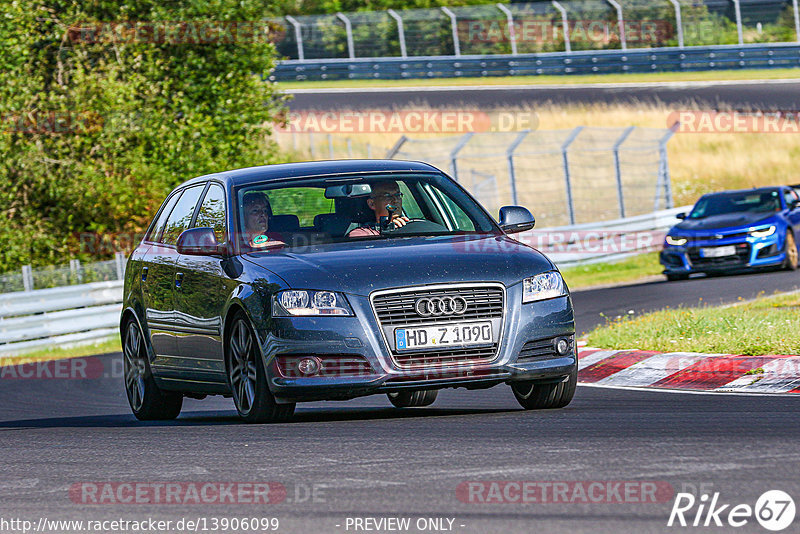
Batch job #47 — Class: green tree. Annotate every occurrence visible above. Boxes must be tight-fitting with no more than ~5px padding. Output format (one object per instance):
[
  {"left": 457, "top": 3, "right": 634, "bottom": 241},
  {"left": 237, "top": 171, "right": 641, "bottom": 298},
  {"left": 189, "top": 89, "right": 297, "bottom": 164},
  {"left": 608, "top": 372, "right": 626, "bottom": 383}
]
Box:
[{"left": 0, "top": 0, "right": 287, "bottom": 271}]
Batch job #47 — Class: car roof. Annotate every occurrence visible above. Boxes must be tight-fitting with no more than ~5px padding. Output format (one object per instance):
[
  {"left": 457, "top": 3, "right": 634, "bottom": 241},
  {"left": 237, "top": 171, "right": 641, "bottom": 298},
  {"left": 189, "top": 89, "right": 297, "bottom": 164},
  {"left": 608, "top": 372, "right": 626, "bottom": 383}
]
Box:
[
  {"left": 177, "top": 160, "right": 441, "bottom": 189},
  {"left": 700, "top": 186, "right": 784, "bottom": 198}
]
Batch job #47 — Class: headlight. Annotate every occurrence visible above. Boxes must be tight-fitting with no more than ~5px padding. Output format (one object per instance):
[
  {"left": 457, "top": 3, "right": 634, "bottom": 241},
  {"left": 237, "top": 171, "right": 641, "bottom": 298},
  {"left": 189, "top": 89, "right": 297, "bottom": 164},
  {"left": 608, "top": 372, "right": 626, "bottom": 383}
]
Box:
[
  {"left": 665, "top": 235, "right": 688, "bottom": 246},
  {"left": 522, "top": 271, "right": 566, "bottom": 303},
  {"left": 273, "top": 290, "right": 353, "bottom": 316},
  {"left": 749, "top": 225, "right": 776, "bottom": 238}
]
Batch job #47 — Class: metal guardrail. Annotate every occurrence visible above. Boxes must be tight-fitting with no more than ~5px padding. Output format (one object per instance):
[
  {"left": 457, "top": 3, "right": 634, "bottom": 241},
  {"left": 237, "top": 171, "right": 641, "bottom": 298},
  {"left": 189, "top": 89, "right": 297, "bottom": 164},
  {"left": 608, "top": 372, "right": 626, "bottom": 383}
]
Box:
[
  {"left": 521, "top": 205, "right": 691, "bottom": 267},
  {"left": 273, "top": 43, "right": 800, "bottom": 81},
  {"left": 0, "top": 280, "right": 123, "bottom": 356}
]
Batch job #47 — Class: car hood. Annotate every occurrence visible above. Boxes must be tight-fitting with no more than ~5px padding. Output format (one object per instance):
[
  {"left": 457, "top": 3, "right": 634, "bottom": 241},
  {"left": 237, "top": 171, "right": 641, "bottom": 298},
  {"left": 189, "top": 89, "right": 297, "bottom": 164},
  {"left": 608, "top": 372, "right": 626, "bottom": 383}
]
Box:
[
  {"left": 242, "top": 234, "right": 554, "bottom": 296},
  {"left": 673, "top": 212, "right": 776, "bottom": 233}
]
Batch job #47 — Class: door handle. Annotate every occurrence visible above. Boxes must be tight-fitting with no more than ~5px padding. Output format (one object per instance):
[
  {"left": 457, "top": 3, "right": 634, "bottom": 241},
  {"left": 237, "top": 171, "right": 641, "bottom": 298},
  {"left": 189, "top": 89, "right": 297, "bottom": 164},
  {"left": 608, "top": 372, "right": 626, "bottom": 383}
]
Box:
[
  {"left": 141, "top": 266, "right": 148, "bottom": 282},
  {"left": 175, "top": 272, "right": 184, "bottom": 289}
]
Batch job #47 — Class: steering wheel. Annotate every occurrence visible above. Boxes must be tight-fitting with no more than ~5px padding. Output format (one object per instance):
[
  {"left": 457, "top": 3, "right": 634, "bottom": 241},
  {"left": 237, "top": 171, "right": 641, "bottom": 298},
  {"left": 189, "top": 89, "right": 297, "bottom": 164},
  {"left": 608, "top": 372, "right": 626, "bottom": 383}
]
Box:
[{"left": 383, "top": 218, "right": 448, "bottom": 235}]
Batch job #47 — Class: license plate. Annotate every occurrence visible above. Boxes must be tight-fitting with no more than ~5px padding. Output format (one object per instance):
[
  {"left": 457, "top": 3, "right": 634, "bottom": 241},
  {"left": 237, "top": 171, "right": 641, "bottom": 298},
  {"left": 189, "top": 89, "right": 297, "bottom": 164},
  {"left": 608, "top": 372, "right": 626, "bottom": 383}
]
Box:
[
  {"left": 701, "top": 245, "right": 736, "bottom": 258},
  {"left": 395, "top": 321, "right": 493, "bottom": 351}
]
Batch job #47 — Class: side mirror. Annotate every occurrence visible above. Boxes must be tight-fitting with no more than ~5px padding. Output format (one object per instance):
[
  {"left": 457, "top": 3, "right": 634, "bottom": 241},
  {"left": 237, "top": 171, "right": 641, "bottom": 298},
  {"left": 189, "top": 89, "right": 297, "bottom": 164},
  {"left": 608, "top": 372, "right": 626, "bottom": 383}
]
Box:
[
  {"left": 499, "top": 206, "right": 535, "bottom": 234},
  {"left": 676, "top": 212, "right": 687, "bottom": 220},
  {"left": 177, "top": 227, "right": 225, "bottom": 256}
]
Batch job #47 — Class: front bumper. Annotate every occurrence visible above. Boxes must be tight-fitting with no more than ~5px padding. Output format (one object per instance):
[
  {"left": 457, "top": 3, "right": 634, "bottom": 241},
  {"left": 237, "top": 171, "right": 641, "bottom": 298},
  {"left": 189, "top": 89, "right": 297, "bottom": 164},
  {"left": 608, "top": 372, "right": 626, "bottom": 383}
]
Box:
[
  {"left": 260, "top": 283, "right": 576, "bottom": 403},
  {"left": 660, "top": 232, "right": 785, "bottom": 275}
]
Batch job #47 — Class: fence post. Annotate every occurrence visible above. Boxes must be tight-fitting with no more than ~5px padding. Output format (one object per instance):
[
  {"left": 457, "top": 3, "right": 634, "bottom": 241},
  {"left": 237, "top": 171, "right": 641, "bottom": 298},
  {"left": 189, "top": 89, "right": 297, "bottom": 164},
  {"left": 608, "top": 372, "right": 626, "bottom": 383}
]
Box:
[
  {"left": 385, "top": 135, "right": 408, "bottom": 159},
  {"left": 69, "top": 259, "right": 82, "bottom": 284},
  {"left": 285, "top": 16, "right": 305, "bottom": 61},
  {"left": 115, "top": 252, "right": 126, "bottom": 280},
  {"left": 441, "top": 7, "right": 461, "bottom": 56},
  {"left": 551, "top": 1, "right": 571, "bottom": 53},
  {"left": 667, "top": 0, "right": 684, "bottom": 48},
  {"left": 605, "top": 0, "right": 626, "bottom": 50},
  {"left": 731, "top": 0, "right": 744, "bottom": 45},
  {"left": 506, "top": 130, "right": 530, "bottom": 205},
  {"left": 658, "top": 124, "right": 678, "bottom": 209},
  {"left": 613, "top": 126, "right": 635, "bottom": 218},
  {"left": 367, "top": 143, "right": 373, "bottom": 159},
  {"left": 793, "top": 0, "right": 800, "bottom": 42},
  {"left": 22, "top": 265, "right": 33, "bottom": 292},
  {"left": 327, "top": 134, "right": 335, "bottom": 158},
  {"left": 450, "top": 133, "right": 474, "bottom": 183},
  {"left": 309, "top": 131, "right": 316, "bottom": 159},
  {"left": 292, "top": 131, "right": 298, "bottom": 152},
  {"left": 387, "top": 9, "right": 408, "bottom": 58},
  {"left": 346, "top": 138, "right": 353, "bottom": 158},
  {"left": 336, "top": 12, "right": 355, "bottom": 59},
  {"left": 561, "top": 127, "right": 583, "bottom": 225},
  {"left": 496, "top": 4, "right": 517, "bottom": 55}
]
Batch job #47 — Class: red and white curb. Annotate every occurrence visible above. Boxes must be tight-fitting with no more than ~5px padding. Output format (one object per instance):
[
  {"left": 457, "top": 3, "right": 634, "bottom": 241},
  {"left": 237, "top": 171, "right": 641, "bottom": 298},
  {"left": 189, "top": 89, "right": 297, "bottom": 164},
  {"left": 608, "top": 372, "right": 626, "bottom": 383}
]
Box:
[{"left": 576, "top": 348, "right": 800, "bottom": 394}]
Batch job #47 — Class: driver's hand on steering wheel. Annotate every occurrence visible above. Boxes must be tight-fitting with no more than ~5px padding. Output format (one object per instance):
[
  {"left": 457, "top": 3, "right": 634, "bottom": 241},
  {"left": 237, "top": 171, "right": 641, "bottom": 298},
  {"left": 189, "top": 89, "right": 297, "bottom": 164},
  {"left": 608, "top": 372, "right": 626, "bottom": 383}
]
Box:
[{"left": 390, "top": 215, "right": 410, "bottom": 229}]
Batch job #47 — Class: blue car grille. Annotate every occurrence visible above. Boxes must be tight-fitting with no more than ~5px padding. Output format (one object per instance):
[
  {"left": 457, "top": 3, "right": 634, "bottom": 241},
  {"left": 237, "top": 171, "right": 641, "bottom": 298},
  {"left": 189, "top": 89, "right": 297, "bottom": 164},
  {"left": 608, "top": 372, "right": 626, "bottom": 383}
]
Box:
[{"left": 687, "top": 244, "right": 750, "bottom": 267}]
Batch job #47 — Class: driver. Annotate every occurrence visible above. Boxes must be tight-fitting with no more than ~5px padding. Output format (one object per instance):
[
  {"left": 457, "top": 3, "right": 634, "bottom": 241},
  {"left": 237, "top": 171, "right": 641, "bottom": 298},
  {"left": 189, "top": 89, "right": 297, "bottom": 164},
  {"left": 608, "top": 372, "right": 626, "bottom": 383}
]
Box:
[
  {"left": 242, "top": 192, "right": 285, "bottom": 249},
  {"left": 348, "top": 181, "right": 410, "bottom": 237}
]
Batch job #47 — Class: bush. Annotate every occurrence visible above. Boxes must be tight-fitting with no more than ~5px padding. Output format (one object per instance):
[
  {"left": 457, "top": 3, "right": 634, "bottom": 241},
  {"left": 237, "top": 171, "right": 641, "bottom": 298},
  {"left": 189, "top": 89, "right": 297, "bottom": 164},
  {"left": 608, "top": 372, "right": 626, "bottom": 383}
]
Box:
[{"left": 0, "top": 1, "right": 287, "bottom": 273}]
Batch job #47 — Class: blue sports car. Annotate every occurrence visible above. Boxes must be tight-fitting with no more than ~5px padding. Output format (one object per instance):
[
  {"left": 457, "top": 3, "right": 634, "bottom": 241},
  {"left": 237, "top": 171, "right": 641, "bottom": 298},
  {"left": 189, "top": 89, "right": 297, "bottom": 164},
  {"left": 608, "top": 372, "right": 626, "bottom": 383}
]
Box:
[{"left": 660, "top": 186, "right": 800, "bottom": 281}]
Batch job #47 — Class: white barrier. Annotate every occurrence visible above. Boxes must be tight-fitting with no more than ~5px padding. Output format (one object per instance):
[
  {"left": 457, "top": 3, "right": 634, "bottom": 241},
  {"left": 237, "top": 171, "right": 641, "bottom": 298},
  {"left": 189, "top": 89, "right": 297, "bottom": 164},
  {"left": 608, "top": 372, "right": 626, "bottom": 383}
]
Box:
[
  {"left": 0, "top": 280, "right": 123, "bottom": 356},
  {"left": 518, "top": 206, "right": 690, "bottom": 267}
]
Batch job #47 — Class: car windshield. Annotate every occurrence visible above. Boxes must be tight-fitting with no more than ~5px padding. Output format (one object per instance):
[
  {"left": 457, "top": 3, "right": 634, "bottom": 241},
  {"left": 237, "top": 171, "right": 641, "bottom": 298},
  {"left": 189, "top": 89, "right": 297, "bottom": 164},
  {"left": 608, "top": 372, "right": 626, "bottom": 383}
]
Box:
[
  {"left": 234, "top": 173, "right": 499, "bottom": 251},
  {"left": 688, "top": 190, "right": 781, "bottom": 219}
]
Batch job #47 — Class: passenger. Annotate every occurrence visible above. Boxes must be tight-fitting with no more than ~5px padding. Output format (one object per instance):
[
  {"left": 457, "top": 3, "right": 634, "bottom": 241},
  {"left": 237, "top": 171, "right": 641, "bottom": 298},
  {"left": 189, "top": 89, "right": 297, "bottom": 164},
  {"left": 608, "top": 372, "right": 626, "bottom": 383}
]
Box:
[
  {"left": 348, "top": 181, "right": 410, "bottom": 237},
  {"left": 242, "top": 192, "right": 285, "bottom": 249}
]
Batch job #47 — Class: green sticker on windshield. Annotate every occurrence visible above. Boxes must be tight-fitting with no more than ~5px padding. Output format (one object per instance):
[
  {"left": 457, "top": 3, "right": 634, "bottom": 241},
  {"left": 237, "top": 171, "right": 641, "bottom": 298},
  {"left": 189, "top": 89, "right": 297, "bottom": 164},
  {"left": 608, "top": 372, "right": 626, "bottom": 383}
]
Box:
[{"left": 253, "top": 234, "right": 269, "bottom": 245}]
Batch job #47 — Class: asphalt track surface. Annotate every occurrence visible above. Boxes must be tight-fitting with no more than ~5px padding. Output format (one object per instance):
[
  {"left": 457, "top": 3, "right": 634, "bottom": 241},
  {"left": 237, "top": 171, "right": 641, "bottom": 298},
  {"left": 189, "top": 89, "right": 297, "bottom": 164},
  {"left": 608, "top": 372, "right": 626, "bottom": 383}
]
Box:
[
  {"left": 287, "top": 79, "right": 800, "bottom": 111},
  {"left": 2, "top": 270, "right": 800, "bottom": 533}
]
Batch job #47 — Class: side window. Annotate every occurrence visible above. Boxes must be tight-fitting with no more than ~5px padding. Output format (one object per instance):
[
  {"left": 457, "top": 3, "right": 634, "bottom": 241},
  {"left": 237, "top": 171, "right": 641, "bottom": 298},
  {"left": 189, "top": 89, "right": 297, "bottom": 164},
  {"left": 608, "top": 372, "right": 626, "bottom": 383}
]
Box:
[
  {"left": 194, "top": 184, "right": 226, "bottom": 242},
  {"left": 146, "top": 192, "right": 182, "bottom": 243},
  {"left": 784, "top": 189, "right": 798, "bottom": 210},
  {"left": 161, "top": 185, "right": 205, "bottom": 245}
]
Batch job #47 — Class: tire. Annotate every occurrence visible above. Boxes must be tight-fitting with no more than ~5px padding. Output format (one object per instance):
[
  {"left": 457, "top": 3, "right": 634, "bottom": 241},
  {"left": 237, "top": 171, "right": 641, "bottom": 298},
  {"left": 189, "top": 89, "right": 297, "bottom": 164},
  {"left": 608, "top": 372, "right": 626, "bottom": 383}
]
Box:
[
  {"left": 511, "top": 367, "right": 577, "bottom": 410},
  {"left": 226, "top": 313, "right": 295, "bottom": 423},
  {"left": 123, "top": 318, "right": 183, "bottom": 421},
  {"left": 387, "top": 389, "right": 438, "bottom": 408},
  {"left": 784, "top": 231, "right": 798, "bottom": 271},
  {"left": 666, "top": 273, "right": 689, "bottom": 282}
]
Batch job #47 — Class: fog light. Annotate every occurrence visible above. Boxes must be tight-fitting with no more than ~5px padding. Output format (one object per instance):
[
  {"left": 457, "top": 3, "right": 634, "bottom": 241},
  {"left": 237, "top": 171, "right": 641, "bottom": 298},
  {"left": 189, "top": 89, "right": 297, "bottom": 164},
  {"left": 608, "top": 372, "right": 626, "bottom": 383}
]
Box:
[
  {"left": 297, "top": 357, "right": 321, "bottom": 376},
  {"left": 555, "top": 338, "right": 571, "bottom": 356}
]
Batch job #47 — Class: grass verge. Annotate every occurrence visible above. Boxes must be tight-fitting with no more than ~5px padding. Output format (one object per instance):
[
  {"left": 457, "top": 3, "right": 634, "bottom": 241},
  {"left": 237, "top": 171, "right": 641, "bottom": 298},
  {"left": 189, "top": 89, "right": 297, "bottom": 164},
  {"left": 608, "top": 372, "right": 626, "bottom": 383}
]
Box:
[
  {"left": 586, "top": 291, "right": 800, "bottom": 355},
  {"left": 279, "top": 68, "right": 800, "bottom": 90},
  {"left": 561, "top": 252, "right": 662, "bottom": 290},
  {"left": 1, "top": 336, "right": 121, "bottom": 366}
]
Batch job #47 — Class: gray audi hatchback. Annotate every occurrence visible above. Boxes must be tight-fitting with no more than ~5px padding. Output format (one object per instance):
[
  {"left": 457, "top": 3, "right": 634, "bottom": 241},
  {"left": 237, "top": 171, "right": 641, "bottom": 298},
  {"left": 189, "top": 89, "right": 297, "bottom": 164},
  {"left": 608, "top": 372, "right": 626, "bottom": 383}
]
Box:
[{"left": 121, "top": 160, "right": 577, "bottom": 422}]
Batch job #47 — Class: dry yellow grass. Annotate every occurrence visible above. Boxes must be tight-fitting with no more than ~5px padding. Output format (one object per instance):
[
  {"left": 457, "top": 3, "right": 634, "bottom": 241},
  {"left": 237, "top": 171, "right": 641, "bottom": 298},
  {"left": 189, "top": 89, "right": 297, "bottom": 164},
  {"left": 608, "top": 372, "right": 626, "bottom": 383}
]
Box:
[{"left": 273, "top": 102, "right": 800, "bottom": 207}]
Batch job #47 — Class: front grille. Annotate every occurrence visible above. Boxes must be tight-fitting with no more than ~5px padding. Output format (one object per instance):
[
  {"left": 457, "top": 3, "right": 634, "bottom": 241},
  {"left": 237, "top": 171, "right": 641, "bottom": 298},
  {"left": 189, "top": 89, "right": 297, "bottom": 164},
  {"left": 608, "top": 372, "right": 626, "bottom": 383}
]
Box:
[
  {"left": 687, "top": 244, "right": 750, "bottom": 267},
  {"left": 371, "top": 284, "right": 505, "bottom": 369},
  {"left": 372, "top": 286, "right": 504, "bottom": 327},
  {"left": 393, "top": 345, "right": 498, "bottom": 367}
]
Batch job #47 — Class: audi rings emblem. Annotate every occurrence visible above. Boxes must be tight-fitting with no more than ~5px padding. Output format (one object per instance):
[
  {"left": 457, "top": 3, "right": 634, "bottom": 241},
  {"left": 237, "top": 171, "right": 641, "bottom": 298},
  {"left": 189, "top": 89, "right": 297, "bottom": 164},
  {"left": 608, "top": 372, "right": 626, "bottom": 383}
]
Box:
[{"left": 414, "top": 296, "right": 468, "bottom": 317}]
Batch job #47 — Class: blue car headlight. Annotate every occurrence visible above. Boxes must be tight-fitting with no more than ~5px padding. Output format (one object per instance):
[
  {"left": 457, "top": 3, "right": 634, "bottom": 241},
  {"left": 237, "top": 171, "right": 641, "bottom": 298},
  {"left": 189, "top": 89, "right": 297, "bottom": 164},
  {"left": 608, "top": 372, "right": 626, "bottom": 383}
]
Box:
[
  {"left": 273, "top": 290, "right": 354, "bottom": 316},
  {"left": 522, "top": 271, "right": 566, "bottom": 303},
  {"left": 665, "top": 235, "right": 688, "bottom": 246},
  {"left": 749, "top": 225, "right": 776, "bottom": 238}
]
